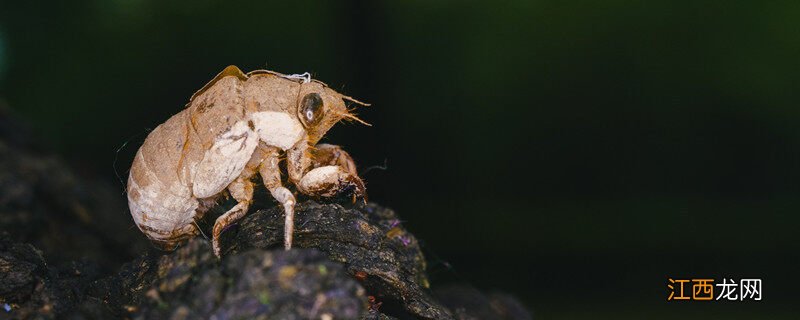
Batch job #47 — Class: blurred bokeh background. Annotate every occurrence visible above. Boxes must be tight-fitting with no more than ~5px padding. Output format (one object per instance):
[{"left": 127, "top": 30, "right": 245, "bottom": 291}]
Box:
[{"left": 1, "top": 1, "right": 799, "bottom": 318}]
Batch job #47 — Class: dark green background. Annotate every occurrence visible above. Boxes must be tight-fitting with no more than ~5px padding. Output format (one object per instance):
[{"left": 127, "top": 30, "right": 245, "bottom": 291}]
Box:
[{"left": 1, "top": 1, "right": 798, "bottom": 318}]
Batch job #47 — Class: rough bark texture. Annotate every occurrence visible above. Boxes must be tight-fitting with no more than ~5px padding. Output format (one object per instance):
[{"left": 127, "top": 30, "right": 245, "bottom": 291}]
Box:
[
  {"left": 0, "top": 110, "right": 532, "bottom": 319},
  {"left": 223, "top": 202, "right": 452, "bottom": 319},
  {"left": 87, "top": 240, "right": 367, "bottom": 320}
]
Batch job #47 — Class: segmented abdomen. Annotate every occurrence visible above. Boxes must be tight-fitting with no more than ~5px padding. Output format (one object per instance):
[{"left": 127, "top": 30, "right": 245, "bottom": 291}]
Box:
[{"left": 127, "top": 111, "right": 201, "bottom": 248}]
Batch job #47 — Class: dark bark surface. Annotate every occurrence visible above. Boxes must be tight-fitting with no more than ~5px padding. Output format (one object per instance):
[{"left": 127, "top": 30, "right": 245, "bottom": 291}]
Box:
[
  {"left": 0, "top": 111, "right": 531, "bottom": 319},
  {"left": 223, "top": 201, "right": 452, "bottom": 319}
]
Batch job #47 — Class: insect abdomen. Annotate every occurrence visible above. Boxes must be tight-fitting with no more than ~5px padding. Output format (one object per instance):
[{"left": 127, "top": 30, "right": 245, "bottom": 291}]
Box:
[{"left": 127, "top": 114, "right": 201, "bottom": 248}]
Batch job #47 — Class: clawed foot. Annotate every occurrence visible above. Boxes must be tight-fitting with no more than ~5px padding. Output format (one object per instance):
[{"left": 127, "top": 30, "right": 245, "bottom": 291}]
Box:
[{"left": 340, "top": 174, "right": 367, "bottom": 204}]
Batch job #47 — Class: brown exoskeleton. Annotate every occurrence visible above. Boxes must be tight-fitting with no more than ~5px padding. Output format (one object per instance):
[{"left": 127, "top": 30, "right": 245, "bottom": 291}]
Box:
[{"left": 127, "top": 66, "right": 368, "bottom": 257}]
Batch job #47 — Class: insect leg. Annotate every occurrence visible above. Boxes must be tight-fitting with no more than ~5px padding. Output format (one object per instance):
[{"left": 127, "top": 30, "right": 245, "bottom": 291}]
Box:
[
  {"left": 211, "top": 176, "right": 254, "bottom": 257},
  {"left": 287, "top": 140, "right": 365, "bottom": 200},
  {"left": 258, "top": 146, "right": 297, "bottom": 250},
  {"left": 311, "top": 144, "right": 359, "bottom": 175},
  {"left": 310, "top": 144, "right": 367, "bottom": 201}
]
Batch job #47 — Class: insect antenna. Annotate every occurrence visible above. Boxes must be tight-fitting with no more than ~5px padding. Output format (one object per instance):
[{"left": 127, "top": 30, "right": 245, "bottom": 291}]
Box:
[
  {"left": 342, "top": 95, "right": 370, "bottom": 107},
  {"left": 338, "top": 95, "right": 371, "bottom": 126},
  {"left": 340, "top": 112, "right": 372, "bottom": 126}
]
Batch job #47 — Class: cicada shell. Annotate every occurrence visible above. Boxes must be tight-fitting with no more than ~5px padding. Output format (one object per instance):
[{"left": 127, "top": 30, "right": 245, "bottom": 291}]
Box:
[{"left": 127, "top": 66, "right": 368, "bottom": 255}]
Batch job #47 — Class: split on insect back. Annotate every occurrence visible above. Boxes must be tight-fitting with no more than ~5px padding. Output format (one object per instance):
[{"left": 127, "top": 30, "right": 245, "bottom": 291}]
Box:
[{"left": 126, "top": 65, "right": 370, "bottom": 257}]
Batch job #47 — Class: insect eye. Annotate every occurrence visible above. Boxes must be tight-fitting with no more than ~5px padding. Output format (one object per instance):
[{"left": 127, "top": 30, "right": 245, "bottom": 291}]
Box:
[{"left": 300, "top": 93, "right": 324, "bottom": 125}]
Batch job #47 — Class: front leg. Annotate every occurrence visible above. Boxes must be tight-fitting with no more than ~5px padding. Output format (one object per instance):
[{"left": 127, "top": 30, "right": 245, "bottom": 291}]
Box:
[
  {"left": 310, "top": 144, "right": 366, "bottom": 201},
  {"left": 310, "top": 144, "right": 359, "bottom": 175},
  {"left": 288, "top": 139, "right": 366, "bottom": 200}
]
